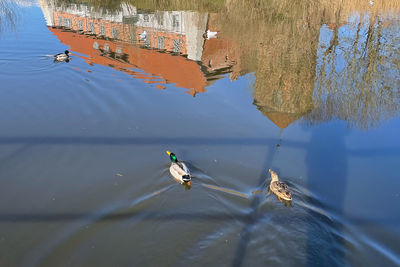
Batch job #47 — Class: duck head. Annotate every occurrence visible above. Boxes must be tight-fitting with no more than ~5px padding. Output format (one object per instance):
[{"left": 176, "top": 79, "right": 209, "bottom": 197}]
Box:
[
  {"left": 166, "top": 151, "right": 178, "bottom": 163},
  {"left": 269, "top": 169, "right": 279, "bottom": 182},
  {"left": 64, "top": 50, "right": 70, "bottom": 56}
]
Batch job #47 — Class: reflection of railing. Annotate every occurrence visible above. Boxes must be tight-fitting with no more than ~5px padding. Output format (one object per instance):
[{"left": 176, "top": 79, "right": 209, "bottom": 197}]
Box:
[{"left": 1, "top": 135, "right": 398, "bottom": 155}]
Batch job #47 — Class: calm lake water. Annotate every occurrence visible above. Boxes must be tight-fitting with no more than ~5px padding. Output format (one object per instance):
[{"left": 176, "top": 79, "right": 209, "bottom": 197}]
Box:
[{"left": 0, "top": 0, "right": 400, "bottom": 266}]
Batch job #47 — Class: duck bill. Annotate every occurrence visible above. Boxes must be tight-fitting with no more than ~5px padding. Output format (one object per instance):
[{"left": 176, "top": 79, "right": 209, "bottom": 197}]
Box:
[{"left": 186, "top": 181, "right": 191, "bottom": 187}]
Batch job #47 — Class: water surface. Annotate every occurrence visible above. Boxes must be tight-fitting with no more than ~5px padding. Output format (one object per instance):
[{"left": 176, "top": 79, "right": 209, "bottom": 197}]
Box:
[{"left": 0, "top": 0, "right": 399, "bottom": 266}]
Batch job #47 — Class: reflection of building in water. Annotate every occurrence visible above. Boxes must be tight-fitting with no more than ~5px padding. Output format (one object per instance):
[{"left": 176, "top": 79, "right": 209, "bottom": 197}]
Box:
[
  {"left": 40, "top": 1, "right": 207, "bottom": 61},
  {"left": 39, "top": 0, "right": 242, "bottom": 96},
  {"left": 200, "top": 14, "right": 244, "bottom": 82},
  {"left": 48, "top": 27, "right": 208, "bottom": 96}
]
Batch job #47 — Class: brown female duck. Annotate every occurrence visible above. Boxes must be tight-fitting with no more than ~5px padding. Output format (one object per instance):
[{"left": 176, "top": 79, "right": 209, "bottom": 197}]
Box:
[{"left": 268, "top": 169, "right": 292, "bottom": 201}]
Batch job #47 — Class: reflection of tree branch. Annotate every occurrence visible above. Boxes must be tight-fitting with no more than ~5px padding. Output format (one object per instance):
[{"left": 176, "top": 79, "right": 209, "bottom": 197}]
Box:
[
  {"left": 323, "top": 28, "right": 338, "bottom": 58},
  {"left": 0, "top": 0, "right": 18, "bottom": 33},
  {"left": 349, "top": 20, "right": 362, "bottom": 84},
  {"left": 306, "top": 13, "right": 399, "bottom": 130},
  {"left": 323, "top": 7, "right": 341, "bottom": 57}
]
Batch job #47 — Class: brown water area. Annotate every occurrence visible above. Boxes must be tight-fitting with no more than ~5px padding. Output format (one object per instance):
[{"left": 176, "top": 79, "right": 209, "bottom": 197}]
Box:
[{"left": 0, "top": 0, "right": 399, "bottom": 266}]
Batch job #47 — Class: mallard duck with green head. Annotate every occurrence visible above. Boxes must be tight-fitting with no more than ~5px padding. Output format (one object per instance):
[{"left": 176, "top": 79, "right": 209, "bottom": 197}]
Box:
[
  {"left": 166, "top": 151, "right": 191, "bottom": 186},
  {"left": 269, "top": 169, "right": 292, "bottom": 201},
  {"left": 54, "top": 50, "right": 70, "bottom": 62}
]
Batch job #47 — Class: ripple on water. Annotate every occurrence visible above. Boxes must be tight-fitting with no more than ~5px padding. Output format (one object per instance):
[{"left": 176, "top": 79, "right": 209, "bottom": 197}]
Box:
[
  {"left": 0, "top": 55, "right": 61, "bottom": 77},
  {"left": 17, "top": 163, "right": 398, "bottom": 266}
]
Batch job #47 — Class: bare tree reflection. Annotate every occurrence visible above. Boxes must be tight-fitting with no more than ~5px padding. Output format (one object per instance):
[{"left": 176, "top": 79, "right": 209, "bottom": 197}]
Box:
[
  {"left": 216, "top": 0, "right": 400, "bottom": 130},
  {"left": 305, "top": 14, "right": 400, "bottom": 129},
  {"left": 0, "top": 0, "right": 18, "bottom": 33}
]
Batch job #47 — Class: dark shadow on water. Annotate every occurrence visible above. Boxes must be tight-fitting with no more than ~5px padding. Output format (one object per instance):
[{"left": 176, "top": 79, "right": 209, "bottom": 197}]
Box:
[
  {"left": 231, "top": 145, "right": 278, "bottom": 267},
  {"left": 0, "top": 136, "right": 397, "bottom": 157},
  {"left": 0, "top": 210, "right": 302, "bottom": 223},
  {"left": 0, "top": 136, "right": 306, "bottom": 147},
  {"left": 305, "top": 125, "right": 348, "bottom": 266},
  {"left": 0, "top": 143, "right": 35, "bottom": 165},
  {"left": 0, "top": 135, "right": 281, "bottom": 267},
  {"left": 0, "top": 210, "right": 395, "bottom": 225},
  {"left": 1, "top": 134, "right": 398, "bottom": 266}
]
